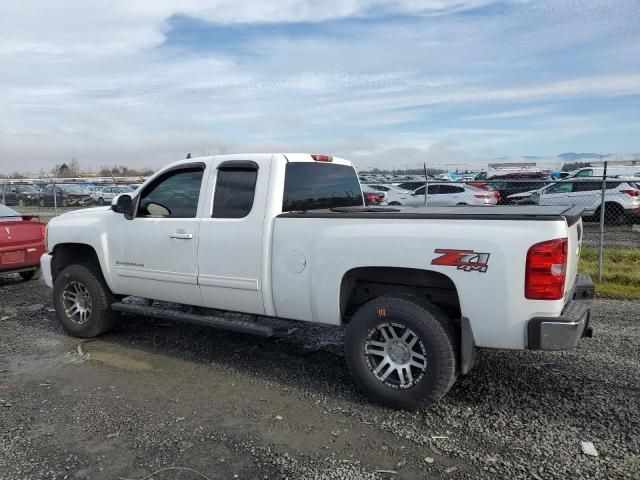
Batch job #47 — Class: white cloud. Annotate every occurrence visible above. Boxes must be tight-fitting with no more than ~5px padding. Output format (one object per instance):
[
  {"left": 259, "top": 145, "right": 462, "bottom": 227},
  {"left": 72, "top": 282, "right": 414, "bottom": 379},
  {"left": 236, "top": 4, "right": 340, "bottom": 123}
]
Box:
[{"left": 0, "top": 0, "right": 639, "bottom": 172}]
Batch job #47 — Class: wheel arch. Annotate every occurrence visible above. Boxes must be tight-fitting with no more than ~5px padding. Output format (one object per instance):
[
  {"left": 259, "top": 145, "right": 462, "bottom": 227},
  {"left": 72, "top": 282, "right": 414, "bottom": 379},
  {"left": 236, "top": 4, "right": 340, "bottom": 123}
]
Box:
[
  {"left": 51, "top": 243, "right": 108, "bottom": 287},
  {"left": 339, "top": 266, "right": 476, "bottom": 375},
  {"left": 340, "top": 266, "right": 461, "bottom": 322}
]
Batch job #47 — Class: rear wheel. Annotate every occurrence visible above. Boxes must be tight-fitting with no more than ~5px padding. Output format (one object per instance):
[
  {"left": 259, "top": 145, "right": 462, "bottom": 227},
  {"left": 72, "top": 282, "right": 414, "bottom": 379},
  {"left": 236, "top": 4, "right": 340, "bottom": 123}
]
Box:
[
  {"left": 97, "top": 197, "right": 104, "bottom": 205},
  {"left": 389, "top": 201, "right": 401, "bottom": 206},
  {"left": 597, "top": 202, "right": 628, "bottom": 225},
  {"left": 345, "top": 295, "right": 457, "bottom": 410},
  {"left": 53, "top": 264, "right": 119, "bottom": 338}
]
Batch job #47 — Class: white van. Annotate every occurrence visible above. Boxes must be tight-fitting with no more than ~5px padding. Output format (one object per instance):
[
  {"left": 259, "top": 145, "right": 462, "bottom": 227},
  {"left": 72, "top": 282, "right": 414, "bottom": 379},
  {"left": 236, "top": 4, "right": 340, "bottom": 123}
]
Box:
[{"left": 567, "top": 166, "right": 640, "bottom": 179}]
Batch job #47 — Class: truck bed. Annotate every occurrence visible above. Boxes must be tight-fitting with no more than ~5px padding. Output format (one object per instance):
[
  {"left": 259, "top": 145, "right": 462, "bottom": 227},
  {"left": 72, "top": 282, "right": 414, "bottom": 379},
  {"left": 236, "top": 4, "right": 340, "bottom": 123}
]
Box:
[{"left": 278, "top": 205, "right": 584, "bottom": 223}]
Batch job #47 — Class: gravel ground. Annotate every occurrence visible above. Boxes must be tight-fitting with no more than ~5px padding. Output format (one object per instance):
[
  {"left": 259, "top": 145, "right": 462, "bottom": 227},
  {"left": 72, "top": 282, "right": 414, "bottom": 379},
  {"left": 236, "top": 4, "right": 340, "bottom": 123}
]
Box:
[
  {"left": 582, "top": 222, "right": 640, "bottom": 249},
  {"left": 0, "top": 277, "right": 638, "bottom": 479}
]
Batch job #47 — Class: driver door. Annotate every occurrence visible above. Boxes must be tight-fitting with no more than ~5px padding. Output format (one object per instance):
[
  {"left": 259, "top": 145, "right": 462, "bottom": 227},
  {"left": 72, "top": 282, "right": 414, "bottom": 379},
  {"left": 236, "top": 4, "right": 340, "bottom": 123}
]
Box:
[{"left": 108, "top": 164, "right": 206, "bottom": 306}]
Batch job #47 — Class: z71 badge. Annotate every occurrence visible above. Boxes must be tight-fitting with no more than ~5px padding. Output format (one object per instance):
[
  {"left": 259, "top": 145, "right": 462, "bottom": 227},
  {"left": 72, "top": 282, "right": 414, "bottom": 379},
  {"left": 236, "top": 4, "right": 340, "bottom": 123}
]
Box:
[{"left": 431, "top": 249, "right": 490, "bottom": 273}]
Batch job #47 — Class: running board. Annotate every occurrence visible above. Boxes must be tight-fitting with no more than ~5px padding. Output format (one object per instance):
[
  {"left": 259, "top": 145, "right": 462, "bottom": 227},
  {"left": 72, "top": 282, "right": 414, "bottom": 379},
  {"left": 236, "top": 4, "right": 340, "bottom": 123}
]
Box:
[{"left": 111, "top": 302, "right": 277, "bottom": 337}]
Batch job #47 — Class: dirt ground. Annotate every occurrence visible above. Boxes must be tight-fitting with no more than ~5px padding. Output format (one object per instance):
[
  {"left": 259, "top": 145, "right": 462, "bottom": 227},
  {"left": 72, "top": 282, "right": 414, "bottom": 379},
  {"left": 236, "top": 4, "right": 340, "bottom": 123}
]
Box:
[{"left": 0, "top": 276, "right": 638, "bottom": 479}]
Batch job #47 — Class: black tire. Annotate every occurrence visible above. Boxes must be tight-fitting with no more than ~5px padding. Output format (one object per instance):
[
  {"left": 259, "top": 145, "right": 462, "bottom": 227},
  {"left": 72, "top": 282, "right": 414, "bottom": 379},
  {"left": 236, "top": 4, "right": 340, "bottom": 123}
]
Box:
[
  {"left": 389, "top": 201, "right": 401, "bottom": 206},
  {"left": 604, "top": 202, "right": 628, "bottom": 225},
  {"left": 97, "top": 197, "right": 104, "bottom": 205},
  {"left": 20, "top": 268, "right": 40, "bottom": 281},
  {"left": 456, "top": 203, "right": 468, "bottom": 206},
  {"left": 345, "top": 294, "right": 457, "bottom": 410},
  {"left": 18, "top": 199, "right": 25, "bottom": 207},
  {"left": 53, "top": 264, "right": 119, "bottom": 338}
]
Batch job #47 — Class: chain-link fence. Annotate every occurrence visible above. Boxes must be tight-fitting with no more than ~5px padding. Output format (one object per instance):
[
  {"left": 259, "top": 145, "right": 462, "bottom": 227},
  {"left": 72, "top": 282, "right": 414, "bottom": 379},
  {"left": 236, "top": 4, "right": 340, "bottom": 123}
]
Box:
[
  {"left": 2, "top": 160, "right": 639, "bottom": 283},
  {"left": 360, "top": 160, "right": 640, "bottom": 281}
]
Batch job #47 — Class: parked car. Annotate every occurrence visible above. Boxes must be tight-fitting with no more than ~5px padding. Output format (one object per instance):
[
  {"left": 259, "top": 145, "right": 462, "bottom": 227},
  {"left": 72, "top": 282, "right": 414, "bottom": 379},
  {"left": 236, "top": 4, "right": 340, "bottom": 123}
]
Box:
[
  {"left": 368, "top": 184, "right": 413, "bottom": 205},
  {"left": 42, "top": 153, "right": 593, "bottom": 410},
  {"left": 485, "top": 179, "right": 551, "bottom": 204},
  {"left": 361, "top": 184, "right": 385, "bottom": 205},
  {"left": 0, "top": 204, "right": 46, "bottom": 280},
  {"left": 1, "top": 184, "right": 42, "bottom": 206},
  {"left": 535, "top": 178, "right": 640, "bottom": 223},
  {"left": 92, "top": 186, "right": 136, "bottom": 205},
  {"left": 566, "top": 166, "right": 640, "bottom": 179},
  {"left": 39, "top": 184, "right": 92, "bottom": 207},
  {"left": 399, "top": 183, "right": 498, "bottom": 207}
]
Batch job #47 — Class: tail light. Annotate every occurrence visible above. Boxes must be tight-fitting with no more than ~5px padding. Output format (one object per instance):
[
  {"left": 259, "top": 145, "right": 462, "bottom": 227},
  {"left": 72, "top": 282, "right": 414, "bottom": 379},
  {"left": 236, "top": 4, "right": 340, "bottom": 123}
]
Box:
[
  {"left": 311, "top": 154, "right": 333, "bottom": 162},
  {"left": 525, "top": 238, "right": 568, "bottom": 300},
  {"left": 40, "top": 223, "right": 46, "bottom": 240},
  {"left": 621, "top": 189, "right": 639, "bottom": 197},
  {"left": 474, "top": 193, "right": 493, "bottom": 199}
]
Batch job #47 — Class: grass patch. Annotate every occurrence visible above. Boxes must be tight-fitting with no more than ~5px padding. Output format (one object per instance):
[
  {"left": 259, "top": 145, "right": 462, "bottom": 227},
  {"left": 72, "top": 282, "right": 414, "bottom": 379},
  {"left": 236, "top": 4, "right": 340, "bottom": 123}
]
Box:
[{"left": 579, "top": 246, "right": 640, "bottom": 298}]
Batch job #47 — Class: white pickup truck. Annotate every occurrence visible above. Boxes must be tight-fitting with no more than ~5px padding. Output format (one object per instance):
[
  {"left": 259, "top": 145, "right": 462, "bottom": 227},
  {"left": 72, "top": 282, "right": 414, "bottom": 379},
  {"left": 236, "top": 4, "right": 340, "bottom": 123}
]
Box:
[{"left": 41, "top": 153, "right": 594, "bottom": 410}]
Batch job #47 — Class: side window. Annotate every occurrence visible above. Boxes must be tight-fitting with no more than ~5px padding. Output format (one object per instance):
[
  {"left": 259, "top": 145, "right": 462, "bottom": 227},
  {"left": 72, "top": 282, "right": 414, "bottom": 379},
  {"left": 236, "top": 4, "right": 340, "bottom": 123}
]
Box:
[
  {"left": 573, "top": 182, "right": 600, "bottom": 192},
  {"left": 439, "top": 185, "right": 464, "bottom": 194},
  {"left": 545, "top": 182, "right": 573, "bottom": 194},
  {"left": 414, "top": 186, "right": 426, "bottom": 195},
  {"left": 427, "top": 185, "right": 441, "bottom": 194},
  {"left": 212, "top": 166, "right": 258, "bottom": 218},
  {"left": 138, "top": 167, "right": 204, "bottom": 218},
  {"left": 575, "top": 169, "right": 593, "bottom": 177}
]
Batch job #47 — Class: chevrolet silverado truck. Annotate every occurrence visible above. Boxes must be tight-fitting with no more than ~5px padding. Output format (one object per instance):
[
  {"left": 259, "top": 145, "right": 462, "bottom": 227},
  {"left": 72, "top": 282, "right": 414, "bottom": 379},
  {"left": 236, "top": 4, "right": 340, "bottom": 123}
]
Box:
[{"left": 41, "top": 153, "right": 594, "bottom": 410}]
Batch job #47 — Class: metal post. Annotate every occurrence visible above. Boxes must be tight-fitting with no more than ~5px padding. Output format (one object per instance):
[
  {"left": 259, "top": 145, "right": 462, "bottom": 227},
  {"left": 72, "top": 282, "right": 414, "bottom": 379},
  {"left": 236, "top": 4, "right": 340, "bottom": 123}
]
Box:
[
  {"left": 597, "top": 160, "right": 608, "bottom": 282},
  {"left": 1, "top": 181, "right": 4, "bottom": 205},
  {"left": 423, "top": 163, "right": 429, "bottom": 207}
]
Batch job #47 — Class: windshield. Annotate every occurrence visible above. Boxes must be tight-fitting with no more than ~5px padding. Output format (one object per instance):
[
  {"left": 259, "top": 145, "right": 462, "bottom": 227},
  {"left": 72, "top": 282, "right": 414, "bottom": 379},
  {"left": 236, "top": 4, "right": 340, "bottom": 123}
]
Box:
[{"left": 17, "top": 185, "right": 39, "bottom": 193}]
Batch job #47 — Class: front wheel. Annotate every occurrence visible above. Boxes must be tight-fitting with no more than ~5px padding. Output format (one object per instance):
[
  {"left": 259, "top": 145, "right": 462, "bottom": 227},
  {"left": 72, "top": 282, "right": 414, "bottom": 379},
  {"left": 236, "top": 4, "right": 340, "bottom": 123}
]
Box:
[
  {"left": 345, "top": 295, "right": 457, "bottom": 410},
  {"left": 53, "top": 264, "right": 119, "bottom": 338},
  {"left": 97, "top": 197, "right": 104, "bottom": 205}
]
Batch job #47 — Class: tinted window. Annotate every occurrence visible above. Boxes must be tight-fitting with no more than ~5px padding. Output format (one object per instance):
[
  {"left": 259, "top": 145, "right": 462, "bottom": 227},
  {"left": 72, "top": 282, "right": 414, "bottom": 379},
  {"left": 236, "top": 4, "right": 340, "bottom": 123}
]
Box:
[
  {"left": 427, "top": 185, "right": 440, "bottom": 194},
  {"left": 573, "top": 182, "right": 600, "bottom": 192},
  {"left": 138, "top": 168, "right": 203, "bottom": 218},
  {"left": 212, "top": 168, "right": 258, "bottom": 218},
  {"left": 415, "top": 186, "right": 426, "bottom": 195},
  {"left": 282, "top": 163, "right": 363, "bottom": 211},
  {"left": 575, "top": 169, "right": 593, "bottom": 177},
  {"left": 439, "top": 185, "right": 464, "bottom": 194}
]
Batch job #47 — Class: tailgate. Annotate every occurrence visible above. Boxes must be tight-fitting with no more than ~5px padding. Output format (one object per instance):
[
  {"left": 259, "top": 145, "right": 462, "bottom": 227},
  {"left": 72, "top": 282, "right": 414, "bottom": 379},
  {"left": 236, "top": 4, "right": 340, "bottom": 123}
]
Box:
[
  {"left": 0, "top": 218, "right": 43, "bottom": 247},
  {"left": 564, "top": 217, "right": 583, "bottom": 297}
]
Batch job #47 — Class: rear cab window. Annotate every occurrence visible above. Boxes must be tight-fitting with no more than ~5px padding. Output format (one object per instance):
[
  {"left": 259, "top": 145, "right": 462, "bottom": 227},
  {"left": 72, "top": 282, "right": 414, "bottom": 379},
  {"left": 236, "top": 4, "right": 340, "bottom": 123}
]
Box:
[{"left": 282, "top": 162, "right": 363, "bottom": 211}]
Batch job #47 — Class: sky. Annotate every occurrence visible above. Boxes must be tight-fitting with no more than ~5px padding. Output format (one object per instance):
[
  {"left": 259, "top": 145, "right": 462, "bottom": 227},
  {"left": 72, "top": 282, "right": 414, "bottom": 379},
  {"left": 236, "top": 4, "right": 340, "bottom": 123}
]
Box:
[{"left": 1, "top": 0, "right": 639, "bottom": 174}]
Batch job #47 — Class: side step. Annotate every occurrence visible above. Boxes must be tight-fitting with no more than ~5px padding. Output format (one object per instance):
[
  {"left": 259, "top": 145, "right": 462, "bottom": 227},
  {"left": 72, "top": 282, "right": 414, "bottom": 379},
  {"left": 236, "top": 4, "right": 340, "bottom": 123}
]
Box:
[{"left": 111, "top": 302, "right": 276, "bottom": 337}]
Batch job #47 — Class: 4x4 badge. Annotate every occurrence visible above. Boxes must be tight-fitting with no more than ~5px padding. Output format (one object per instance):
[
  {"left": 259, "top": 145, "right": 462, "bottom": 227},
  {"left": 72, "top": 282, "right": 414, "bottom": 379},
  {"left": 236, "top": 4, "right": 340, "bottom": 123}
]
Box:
[{"left": 431, "top": 249, "right": 490, "bottom": 273}]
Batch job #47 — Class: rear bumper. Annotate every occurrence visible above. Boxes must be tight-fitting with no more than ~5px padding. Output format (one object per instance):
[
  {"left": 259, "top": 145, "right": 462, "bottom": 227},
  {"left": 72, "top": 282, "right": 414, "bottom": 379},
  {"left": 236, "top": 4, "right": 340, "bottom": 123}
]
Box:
[
  {"left": 0, "top": 241, "right": 45, "bottom": 274},
  {"left": 527, "top": 274, "right": 595, "bottom": 350}
]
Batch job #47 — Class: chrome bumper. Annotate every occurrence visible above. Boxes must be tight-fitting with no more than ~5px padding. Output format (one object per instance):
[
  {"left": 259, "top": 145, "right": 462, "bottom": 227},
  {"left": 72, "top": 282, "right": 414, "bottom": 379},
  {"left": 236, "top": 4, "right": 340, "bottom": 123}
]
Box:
[{"left": 528, "top": 275, "right": 595, "bottom": 350}]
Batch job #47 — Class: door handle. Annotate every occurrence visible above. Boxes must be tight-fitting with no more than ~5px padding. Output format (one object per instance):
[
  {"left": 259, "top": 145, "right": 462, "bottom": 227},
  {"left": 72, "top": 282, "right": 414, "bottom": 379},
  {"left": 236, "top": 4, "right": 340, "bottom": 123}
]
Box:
[{"left": 169, "top": 232, "right": 193, "bottom": 239}]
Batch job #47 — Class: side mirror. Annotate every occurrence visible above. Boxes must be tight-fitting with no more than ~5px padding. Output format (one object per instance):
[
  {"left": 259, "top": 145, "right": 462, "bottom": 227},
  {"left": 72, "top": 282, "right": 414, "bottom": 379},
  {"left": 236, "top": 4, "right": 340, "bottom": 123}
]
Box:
[{"left": 112, "top": 194, "right": 134, "bottom": 219}]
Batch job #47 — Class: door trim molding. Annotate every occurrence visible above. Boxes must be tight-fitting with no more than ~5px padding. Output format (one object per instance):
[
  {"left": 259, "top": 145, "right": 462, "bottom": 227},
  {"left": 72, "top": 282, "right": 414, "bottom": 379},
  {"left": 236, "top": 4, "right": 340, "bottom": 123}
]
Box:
[{"left": 198, "top": 274, "right": 259, "bottom": 291}]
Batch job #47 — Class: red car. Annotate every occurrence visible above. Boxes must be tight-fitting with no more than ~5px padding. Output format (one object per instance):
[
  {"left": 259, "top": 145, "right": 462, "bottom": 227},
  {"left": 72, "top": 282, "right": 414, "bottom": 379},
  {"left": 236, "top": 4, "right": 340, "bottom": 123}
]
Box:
[{"left": 0, "top": 204, "right": 46, "bottom": 281}]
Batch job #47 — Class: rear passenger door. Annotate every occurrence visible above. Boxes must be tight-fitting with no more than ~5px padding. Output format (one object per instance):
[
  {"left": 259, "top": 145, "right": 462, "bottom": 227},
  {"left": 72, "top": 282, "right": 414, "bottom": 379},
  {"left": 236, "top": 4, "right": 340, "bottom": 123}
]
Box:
[{"left": 197, "top": 156, "right": 272, "bottom": 315}]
